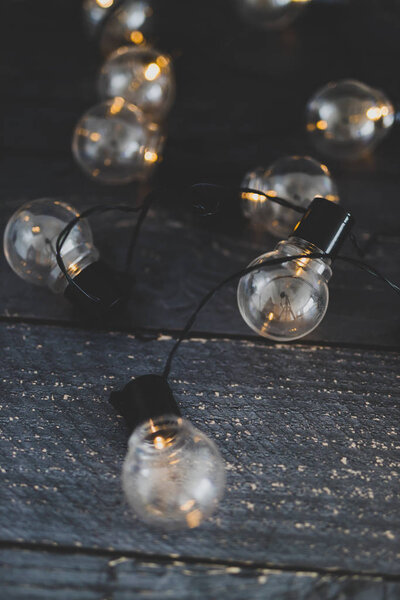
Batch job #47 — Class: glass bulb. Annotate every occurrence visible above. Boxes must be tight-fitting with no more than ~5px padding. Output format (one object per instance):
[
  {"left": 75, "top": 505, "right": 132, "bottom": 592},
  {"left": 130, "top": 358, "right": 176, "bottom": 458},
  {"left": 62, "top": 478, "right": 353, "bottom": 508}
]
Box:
[
  {"left": 98, "top": 46, "right": 175, "bottom": 121},
  {"left": 122, "top": 415, "right": 226, "bottom": 529},
  {"left": 72, "top": 98, "right": 164, "bottom": 184},
  {"left": 241, "top": 156, "right": 339, "bottom": 238},
  {"left": 100, "top": 0, "right": 154, "bottom": 56},
  {"left": 82, "top": 0, "right": 118, "bottom": 36},
  {"left": 306, "top": 79, "right": 395, "bottom": 159},
  {"left": 3, "top": 198, "right": 99, "bottom": 293},
  {"left": 237, "top": 237, "right": 331, "bottom": 341},
  {"left": 236, "top": 0, "right": 311, "bottom": 30}
]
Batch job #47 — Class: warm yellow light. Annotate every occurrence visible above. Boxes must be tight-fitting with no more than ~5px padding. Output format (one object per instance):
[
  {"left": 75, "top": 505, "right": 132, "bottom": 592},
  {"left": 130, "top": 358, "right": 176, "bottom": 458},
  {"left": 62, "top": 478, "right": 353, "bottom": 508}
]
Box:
[
  {"left": 90, "top": 132, "right": 101, "bottom": 142},
  {"left": 154, "top": 436, "right": 165, "bottom": 450},
  {"left": 268, "top": 312, "right": 274, "bottom": 321},
  {"left": 241, "top": 192, "right": 265, "bottom": 203},
  {"left": 381, "top": 105, "right": 390, "bottom": 117},
  {"left": 325, "top": 194, "right": 339, "bottom": 203},
  {"left": 144, "top": 150, "right": 158, "bottom": 163},
  {"left": 109, "top": 97, "right": 125, "bottom": 115},
  {"left": 366, "top": 106, "right": 382, "bottom": 121},
  {"left": 23, "top": 215, "right": 30, "bottom": 222},
  {"left": 68, "top": 263, "right": 80, "bottom": 276},
  {"left": 96, "top": 0, "right": 114, "bottom": 7},
  {"left": 156, "top": 55, "right": 169, "bottom": 68},
  {"left": 144, "top": 62, "right": 161, "bottom": 81},
  {"left": 31, "top": 226, "right": 40, "bottom": 234},
  {"left": 320, "top": 163, "right": 329, "bottom": 175},
  {"left": 316, "top": 120, "right": 328, "bottom": 130},
  {"left": 266, "top": 190, "right": 277, "bottom": 197},
  {"left": 180, "top": 499, "right": 195, "bottom": 512},
  {"left": 186, "top": 509, "right": 202, "bottom": 528},
  {"left": 130, "top": 30, "right": 144, "bottom": 44}
]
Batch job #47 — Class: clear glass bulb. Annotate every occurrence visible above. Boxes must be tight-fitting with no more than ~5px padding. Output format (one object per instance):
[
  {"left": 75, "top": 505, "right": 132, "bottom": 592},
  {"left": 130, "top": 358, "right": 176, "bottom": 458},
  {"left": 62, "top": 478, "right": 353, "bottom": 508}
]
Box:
[
  {"left": 100, "top": 0, "right": 154, "bottom": 56},
  {"left": 82, "top": 0, "right": 117, "bottom": 36},
  {"left": 3, "top": 199, "right": 99, "bottom": 293},
  {"left": 306, "top": 79, "right": 395, "bottom": 159},
  {"left": 122, "top": 415, "right": 226, "bottom": 529},
  {"left": 72, "top": 98, "right": 164, "bottom": 184},
  {"left": 241, "top": 156, "right": 339, "bottom": 238},
  {"left": 236, "top": 0, "right": 311, "bottom": 30},
  {"left": 237, "top": 237, "right": 331, "bottom": 341},
  {"left": 98, "top": 46, "right": 175, "bottom": 121}
]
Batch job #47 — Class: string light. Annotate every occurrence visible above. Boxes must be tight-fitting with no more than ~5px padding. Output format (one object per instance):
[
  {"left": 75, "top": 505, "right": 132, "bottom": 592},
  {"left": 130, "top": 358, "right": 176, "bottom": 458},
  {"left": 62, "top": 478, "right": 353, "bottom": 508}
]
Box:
[
  {"left": 72, "top": 99, "right": 164, "bottom": 184},
  {"left": 236, "top": 0, "right": 312, "bottom": 30},
  {"left": 241, "top": 156, "right": 339, "bottom": 238},
  {"left": 306, "top": 79, "right": 395, "bottom": 160},
  {"left": 98, "top": 46, "right": 175, "bottom": 121},
  {"left": 99, "top": 0, "right": 154, "bottom": 56},
  {"left": 110, "top": 374, "right": 226, "bottom": 529},
  {"left": 237, "top": 197, "right": 353, "bottom": 340}
]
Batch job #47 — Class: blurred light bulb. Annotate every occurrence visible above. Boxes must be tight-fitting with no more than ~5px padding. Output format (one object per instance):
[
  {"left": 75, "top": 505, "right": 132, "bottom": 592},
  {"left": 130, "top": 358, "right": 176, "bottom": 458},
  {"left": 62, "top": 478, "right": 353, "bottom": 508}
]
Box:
[
  {"left": 72, "top": 98, "right": 164, "bottom": 184},
  {"left": 100, "top": 0, "right": 154, "bottom": 56},
  {"left": 3, "top": 198, "right": 99, "bottom": 294},
  {"left": 236, "top": 0, "right": 311, "bottom": 30},
  {"left": 123, "top": 414, "right": 225, "bottom": 529},
  {"left": 241, "top": 156, "right": 339, "bottom": 238},
  {"left": 98, "top": 46, "right": 175, "bottom": 121},
  {"left": 237, "top": 198, "right": 353, "bottom": 341},
  {"left": 82, "top": 0, "right": 117, "bottom": 36},
  {"left": 306, "top": 79, "right": 395, "bottom": 159}
]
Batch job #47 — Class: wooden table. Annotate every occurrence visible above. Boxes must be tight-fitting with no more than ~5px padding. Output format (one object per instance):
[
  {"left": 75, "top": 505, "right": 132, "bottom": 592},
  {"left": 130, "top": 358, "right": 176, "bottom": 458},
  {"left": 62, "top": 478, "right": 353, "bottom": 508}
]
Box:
[{"left": 1, "top": 1, "right": 400, "bottom": 597}]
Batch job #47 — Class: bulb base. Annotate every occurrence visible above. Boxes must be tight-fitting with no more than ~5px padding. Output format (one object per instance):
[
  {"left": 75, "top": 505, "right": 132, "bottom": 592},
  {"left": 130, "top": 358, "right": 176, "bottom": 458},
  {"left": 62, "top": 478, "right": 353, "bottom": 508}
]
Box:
[
  {"left": 109, "top": 374, "right": 182, "bottom": 434},
  {"left": 291, "top": 197, "right": 354, "bottom": 258},
  {"left": 64, "top": 260, "right": 127, "bottom": 317}
]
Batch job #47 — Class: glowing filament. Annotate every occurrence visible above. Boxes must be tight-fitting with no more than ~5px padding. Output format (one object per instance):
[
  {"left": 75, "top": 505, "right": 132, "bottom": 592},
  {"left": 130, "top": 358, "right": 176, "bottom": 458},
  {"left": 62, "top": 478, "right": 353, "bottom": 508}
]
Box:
[
  {"left": 31, "top": 226, "right": 40, "bottom": 234},
  {"left": 316, "top": 120, "right": 328, "bottom": 131},
  {"left": 144, "top": 62, "right": 161, "bottom": 81},
  {"left": 144, "top": 150, "right": 158, "bottom": 163},
  {"left": 97, "top": 0, "right": 114, "bottom": 7},
  {"left": 109, "top": 97, "right": 125, "bottom": 115},
  {"left": 130, "top": 30, "right": 144, "bottom": 44},
  {"left": 154, "top": 436, "right": 165, "bottom": 450}
]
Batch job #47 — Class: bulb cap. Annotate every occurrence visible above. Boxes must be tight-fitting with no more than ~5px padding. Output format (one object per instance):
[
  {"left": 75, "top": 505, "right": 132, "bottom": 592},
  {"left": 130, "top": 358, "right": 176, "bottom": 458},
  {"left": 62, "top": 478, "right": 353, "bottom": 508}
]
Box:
[
  {"left": 291, "top": 197, "right": 354, "bottom": 258},
  {"left": 109, "top": 374, "right": 181, "bottom": 434},
  {"left": 64, "top": 260, "right": 127, "bottom": 317}
]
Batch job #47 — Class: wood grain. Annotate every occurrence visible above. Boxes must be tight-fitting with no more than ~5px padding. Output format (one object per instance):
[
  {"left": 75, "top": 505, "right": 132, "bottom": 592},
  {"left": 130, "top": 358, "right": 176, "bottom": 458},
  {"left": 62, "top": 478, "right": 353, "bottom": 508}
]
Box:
[
  {"left": 1, "top": 547, "right": 400, "bottom": 600},
  {"left": 1, "top": 322, "right": 399, "bottom": 574}
]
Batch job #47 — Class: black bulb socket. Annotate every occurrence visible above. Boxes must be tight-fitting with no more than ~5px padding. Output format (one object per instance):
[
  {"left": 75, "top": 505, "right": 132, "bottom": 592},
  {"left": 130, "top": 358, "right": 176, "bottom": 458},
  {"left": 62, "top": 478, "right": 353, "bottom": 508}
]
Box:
[
  {"left": 64, "top": 260, "right": 127, "bottom": 317},
  {"left": 109, "top": 374, "right": 181, "bottom": 435},
  {"left": 291, "top": 197, "right": 354, "bottom": 259}
]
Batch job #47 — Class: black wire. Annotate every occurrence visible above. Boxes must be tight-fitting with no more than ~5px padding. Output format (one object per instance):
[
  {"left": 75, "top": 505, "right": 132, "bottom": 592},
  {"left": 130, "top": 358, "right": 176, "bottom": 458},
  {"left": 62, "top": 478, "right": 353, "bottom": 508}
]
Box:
[
  {"left": 55, "top": 199, "right": 153, "bottom": 303},
  {"left": 191, "top": 183, "right": 307, "bottom": 216},
  {"left": 162, "top": 251, "right": 400, "bottom": 380}
]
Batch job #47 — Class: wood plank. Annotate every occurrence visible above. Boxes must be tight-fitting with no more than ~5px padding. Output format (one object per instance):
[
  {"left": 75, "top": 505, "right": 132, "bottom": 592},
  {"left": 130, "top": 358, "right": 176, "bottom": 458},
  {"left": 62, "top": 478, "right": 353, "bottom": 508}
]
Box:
[
  {"left": 1, "top": 547, "right": 400, "bottom": 600},
  {"left": 0, "top": 322, "right": 399, "bottom": 574},
  {"left": 0, "top": 187, "right": 399, "bottom": 348}
]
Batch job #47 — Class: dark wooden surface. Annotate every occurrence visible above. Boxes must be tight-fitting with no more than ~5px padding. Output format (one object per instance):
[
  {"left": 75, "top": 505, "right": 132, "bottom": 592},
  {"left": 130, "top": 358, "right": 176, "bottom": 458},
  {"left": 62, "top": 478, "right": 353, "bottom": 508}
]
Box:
[{"left": 1, "top": 0, "right": 400, "bottom": 597}]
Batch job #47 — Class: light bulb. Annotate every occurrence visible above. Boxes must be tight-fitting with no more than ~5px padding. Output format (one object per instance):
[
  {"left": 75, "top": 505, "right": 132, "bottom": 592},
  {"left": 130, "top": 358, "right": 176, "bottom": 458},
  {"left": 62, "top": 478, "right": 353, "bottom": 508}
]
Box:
[
  {"left": 100, "top": 0, "right": 154, "bottom": 56},
  {"left": 236, "top": 0, "right": 311, "bottom": 30},
  {"left": 82, "top": 0, "right": 118, "bottom": 36},
  {"left": 72, "top": 98, "right": 164, "bottom": 184},
  {"left": 237, "top": 198, "right": 353, "bottom": 341},
  {"left": 3, "top": 198, "right": 125, "bottom": 314},
  {"left": 110, "top": 374, "right": 226, "bottom": 530},
  {"left": 306, "top": 79, "right": 395, "bottom": 160},
  {"left": 123, "top": 415, "right": 225, "bottom": 529},
  {"left": 3, "top": 198, "right": 99, "bottom": 294},
  {"left": 98, "top": 46, "right": 175, "bottom": 121},
  {"left": 241, "top": 156, "right": 339, "bottom": 238}
]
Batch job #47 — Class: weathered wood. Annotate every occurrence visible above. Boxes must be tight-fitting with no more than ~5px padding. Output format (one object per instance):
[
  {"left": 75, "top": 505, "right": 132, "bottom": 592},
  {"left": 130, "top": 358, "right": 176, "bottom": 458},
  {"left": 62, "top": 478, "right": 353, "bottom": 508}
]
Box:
[
  {"left": 1, "top": 547, "right": 400, "bottom": 600},
  {"left": 0, "top": 322, "right": 399, "bottom": 574},
  {"left": 0, "top": 189, "right": 399, "bottom": 348}
]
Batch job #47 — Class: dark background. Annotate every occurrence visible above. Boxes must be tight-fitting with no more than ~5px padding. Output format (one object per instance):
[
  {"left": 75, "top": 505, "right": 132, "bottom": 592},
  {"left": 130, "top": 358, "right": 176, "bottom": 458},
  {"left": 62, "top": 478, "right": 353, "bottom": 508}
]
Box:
[{"left": 1, "top": 1, "right": 400, "bottom": 598}]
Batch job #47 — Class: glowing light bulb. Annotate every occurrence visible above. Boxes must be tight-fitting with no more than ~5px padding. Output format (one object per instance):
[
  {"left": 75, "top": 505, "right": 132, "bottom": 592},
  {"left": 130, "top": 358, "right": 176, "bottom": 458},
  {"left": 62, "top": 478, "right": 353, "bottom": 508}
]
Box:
[
  {"left": 236, "top": 0, "right": 311, "bottom": 30},
  {"left": 237, "top": 198, "right": 353, "bottom": 341},
  {"left": 100, "top": 0, "right": 154, "bottom": 56},
  {"left": 123, "top": 415, "right": 225, "bottom": 529},
  {"left": 98, "top": 46, "right": 175, "bottom": 121},
  {"left": 110, "top": 375, "right": 226, "bottom": 530},
  {"left": 3, "top": 199, "right": 99, "bottom": 293},
  {"left": 82, "top": 0, "right": 116, "bottom": 36},
  {"left": 72, "top": 99, "right": 164, "bottom": 184},
  {"left": 306, "top": 79, "right": 395, "bottom": 160},
  {"left": 241, "top": 156, "right": 339, "bottom": 238}
]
